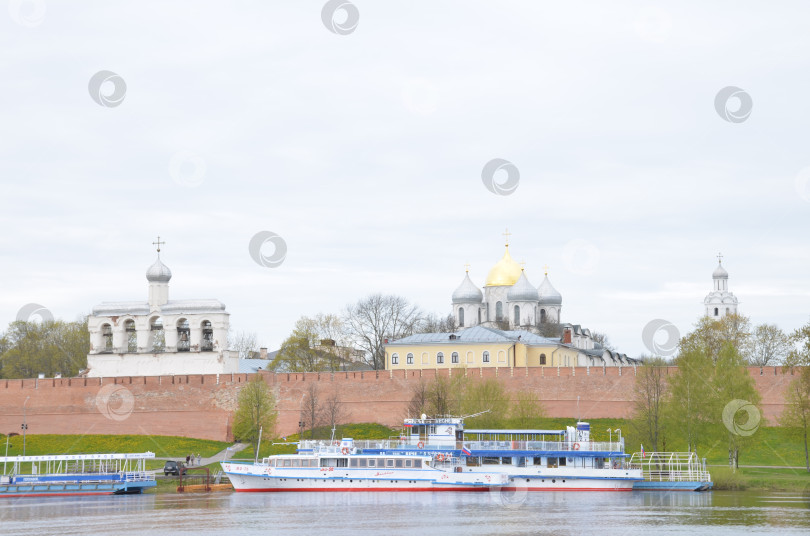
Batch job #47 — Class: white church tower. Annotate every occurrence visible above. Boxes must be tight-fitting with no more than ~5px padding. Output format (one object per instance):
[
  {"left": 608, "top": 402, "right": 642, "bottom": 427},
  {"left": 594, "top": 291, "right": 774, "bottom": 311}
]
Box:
[
  {"left": 86, "top": 237, "right": 236, "bottom": 377},
  {"left": 703, "top": 254, "right": 739, "bottom": 319}
]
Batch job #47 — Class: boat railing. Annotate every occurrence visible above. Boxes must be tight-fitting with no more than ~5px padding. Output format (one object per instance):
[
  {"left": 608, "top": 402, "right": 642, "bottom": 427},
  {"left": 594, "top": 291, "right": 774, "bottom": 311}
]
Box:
[
  {"left": 628, "top": 452, "right": 711, "bottom": 482},
  {"left": 300, "top": 439, "right": 624, "bottom": 453}
]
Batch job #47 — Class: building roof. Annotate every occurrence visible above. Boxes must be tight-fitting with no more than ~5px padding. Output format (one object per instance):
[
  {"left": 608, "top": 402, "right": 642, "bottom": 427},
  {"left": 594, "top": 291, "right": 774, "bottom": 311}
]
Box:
[
  {"left": 537, "top": 274, "right": 562, "bottom": 305},
  {"left": 92, "top": 299, "right": 227, "bottom": 317},
  {"left": 387, "top": 325, "right": 560, "bottom": 346},
  {"left": 146, "top": 255, "right": 172, "bottom": 283},
  {"left": 238, "top": 358, "right": 272, "bottom": 373}
]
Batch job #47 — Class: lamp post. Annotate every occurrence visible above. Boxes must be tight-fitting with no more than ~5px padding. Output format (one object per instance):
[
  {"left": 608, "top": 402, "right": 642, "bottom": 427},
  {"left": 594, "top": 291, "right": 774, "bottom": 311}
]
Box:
[
  {"left": 607, "top": 428, "right": 612, "bottom": 444},
  {"left": 615, "top": 428, "right": 622, "bottom": 446},
  {"left": 22, "top": 396, "right": 30, "bottom": 457}
]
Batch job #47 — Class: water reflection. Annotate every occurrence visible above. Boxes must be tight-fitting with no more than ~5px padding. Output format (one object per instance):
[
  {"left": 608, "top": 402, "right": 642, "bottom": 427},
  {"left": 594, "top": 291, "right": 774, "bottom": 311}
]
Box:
[{"left": 0, "top": 491, "right": 808, "bottom": 536}]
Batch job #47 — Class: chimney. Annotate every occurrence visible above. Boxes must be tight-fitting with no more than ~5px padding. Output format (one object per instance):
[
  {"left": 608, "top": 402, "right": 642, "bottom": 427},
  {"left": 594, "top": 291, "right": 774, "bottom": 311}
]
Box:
[
  {"left": 563, "top": 328, "right": 572, "bottom": 344},
  {"left": 260, "top": 347, "right": 267, "bottom": 359}
]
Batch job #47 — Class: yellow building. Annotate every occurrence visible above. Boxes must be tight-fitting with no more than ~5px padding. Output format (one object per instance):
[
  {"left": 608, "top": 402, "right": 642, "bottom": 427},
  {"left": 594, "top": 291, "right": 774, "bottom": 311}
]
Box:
[{"left": 384, "top": 326, "right": 582, "bottom": 370}]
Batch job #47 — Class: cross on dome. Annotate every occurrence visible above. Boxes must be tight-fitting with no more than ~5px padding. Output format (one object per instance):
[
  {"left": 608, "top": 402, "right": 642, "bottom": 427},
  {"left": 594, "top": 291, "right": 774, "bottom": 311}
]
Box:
[
  {"left": 153, "top": 236, "right": 165, "bottom": 254},
  {"left": 717, "top": 252, "right": 723, "bottom": 264},
  {"left": 502, "top": 228, "right": 511, "bottom": 246}
]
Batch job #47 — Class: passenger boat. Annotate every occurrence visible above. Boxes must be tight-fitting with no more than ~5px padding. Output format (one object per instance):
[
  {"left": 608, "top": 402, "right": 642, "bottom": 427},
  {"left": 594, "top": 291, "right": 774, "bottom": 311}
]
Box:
[
  {"left": 342, "top": 417, "right": 643, "bottom": 491},
  {"left": 628, "top": 451, "right": 713, "bottom": 491},
  {"left": 0, "top": 452, "right": 156, "bottom": 497},
  {"left": 221, "top": 438, "right": 508, "bottom": 492}
]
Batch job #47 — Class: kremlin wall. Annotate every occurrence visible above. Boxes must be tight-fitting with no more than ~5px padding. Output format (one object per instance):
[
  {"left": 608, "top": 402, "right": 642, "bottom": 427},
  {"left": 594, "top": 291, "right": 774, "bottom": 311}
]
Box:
[{"left": 0, "top": 366, "right": 797, "bottom": 442}]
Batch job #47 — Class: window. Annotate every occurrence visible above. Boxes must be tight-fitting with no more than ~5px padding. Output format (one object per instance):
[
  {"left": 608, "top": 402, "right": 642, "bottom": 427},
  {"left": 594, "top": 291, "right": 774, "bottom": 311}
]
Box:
[
  {"left": 125, "top": 320, "right": 137, "bottom": 352},
  {"left": 714, "top": 307, "right": 719, "bottom": 317},
  {"left": 458, "top": 308, "right": 464, "bottom": 327},
  {"left": 451, "top": 352, "right": 459, "bottom": 364},
  {"left": 391, "top": 353, "right": 399, "bottom": 365},
  {"left": 177, "top": 319, "right": 190, "bottom": 352},
  {"left": 496, "top": 302, "right": 503, "bottom": 321},
  {"left": 150, "top": 317, "right": 165, "bottom": 353},
  {"left": 539, "top": 353, "right": 546, "bottom": 365},
  {"left": 514, "top": 305, "right": 520, "bottom": 325},
  {"left": 483, "top": 351, "right": 490, "bottom": 363},
  {"left": 201, "top": 320, "right": 214, "bottom": 351},
  {"left": 437, "top": 352, "right": 444, "bottom": 364},
  {"left": 101, "top": 324, "right": 113, "bottom": 353},
  {"left": 540, "top": 309, "right": 547, "bottom": 323},
  {"left": 466, "top": 351, "right": 474, "bottom": 364},
  {"left": 477, "top": 309, "right": 481, "bottom": 324},
  {"left": 358, "top": 459, "right": 367, "bottom": 468},
  {"left": 406, "top": 353, "right": 414, "bottom": 365},
  {"left": 726, "top": 307, "right": 730, "bottom": 315}
]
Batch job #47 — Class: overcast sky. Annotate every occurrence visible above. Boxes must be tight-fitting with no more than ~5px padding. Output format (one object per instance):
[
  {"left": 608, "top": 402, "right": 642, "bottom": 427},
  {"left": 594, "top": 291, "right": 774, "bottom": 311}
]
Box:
[{"left": 2, "top": 1, "right": 809, "bottom": 357}]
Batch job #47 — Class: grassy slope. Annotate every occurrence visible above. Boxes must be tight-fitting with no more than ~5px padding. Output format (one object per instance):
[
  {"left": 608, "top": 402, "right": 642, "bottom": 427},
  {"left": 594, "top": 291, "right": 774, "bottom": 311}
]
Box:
[{"left": 0, "top": 434, "right": 229, "bottom": 459}]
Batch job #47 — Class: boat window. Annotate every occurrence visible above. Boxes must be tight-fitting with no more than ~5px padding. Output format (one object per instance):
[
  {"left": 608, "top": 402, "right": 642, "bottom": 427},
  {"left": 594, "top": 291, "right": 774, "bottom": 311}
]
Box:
[
  {"left": 292, "top": 459, "right": 301, "bottom": 468},
  {"left": 358, "top": 458, "right": 367, "bottom": 468},
  {"left": 413, "top": 459, "right": 422, "bottom": 468},
  {"left": 283, "top": 459, "right": 291, "bottom": 467},
  {"left": 367, "top": 459, "right": 376, "bottom": 468},
  {"left": 395, "top": 459, "right": 403, "bottom": 468},
  {"left": 386, "top": 459, "right": 394, "bottom": 468},
  {"left": 405, "top": 459, "right": 412, "bottom": 468},
  {"left": 547, "top": 457, "right": 558, "bottom": 468},
  {"left": 559, "top": 457, "right": 567, "bottom": 466},
  {"left": 350, "top": 459, "right": 358, "bottom": 468}
]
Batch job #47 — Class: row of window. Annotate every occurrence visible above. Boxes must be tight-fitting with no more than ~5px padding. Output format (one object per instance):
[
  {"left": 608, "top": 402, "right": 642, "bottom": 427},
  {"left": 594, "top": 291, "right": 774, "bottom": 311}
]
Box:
[
  {"left": 100, "top": 319, "right": 214, "bottom": 353},
  {"left": 391, "top": 352, "right": 547, "bottom": 366},
  {"left": 457, "top": 304, "right": 553, "bottom": 327},
  {"left": 267, "top": 457, "right": 422, "bottom": 469}
]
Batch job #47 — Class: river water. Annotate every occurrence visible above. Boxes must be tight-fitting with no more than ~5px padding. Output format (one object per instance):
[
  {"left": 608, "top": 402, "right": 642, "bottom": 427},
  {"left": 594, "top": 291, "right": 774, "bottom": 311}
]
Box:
[{"left": 1, "top": 490, "right": 809, "bottom": 535}]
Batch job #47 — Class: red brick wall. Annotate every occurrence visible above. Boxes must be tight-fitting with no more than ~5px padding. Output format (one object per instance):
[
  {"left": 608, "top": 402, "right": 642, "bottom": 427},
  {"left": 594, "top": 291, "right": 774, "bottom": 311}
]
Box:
[{"left": 0, "top": 366, "right": 799, "bottom": 442}]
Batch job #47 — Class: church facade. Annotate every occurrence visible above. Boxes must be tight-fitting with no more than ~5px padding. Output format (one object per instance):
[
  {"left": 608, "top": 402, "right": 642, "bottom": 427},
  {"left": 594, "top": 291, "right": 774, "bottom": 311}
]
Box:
[
  {"left": 86, "top": 243, "right": 237, "bottom": 377},
  {"left": 704, "top": 256, "right": 739, "bottom": 319}
]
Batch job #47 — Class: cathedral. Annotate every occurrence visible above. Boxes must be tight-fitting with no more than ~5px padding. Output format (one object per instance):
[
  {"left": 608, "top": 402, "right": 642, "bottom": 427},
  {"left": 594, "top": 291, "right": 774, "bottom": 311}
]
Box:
[{"left": 451, "top": 235, "right": 562, "bottom": 330}]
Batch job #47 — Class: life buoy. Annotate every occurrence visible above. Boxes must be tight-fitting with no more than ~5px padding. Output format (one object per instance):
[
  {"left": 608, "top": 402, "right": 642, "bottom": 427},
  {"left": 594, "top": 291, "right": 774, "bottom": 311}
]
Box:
[
  {"left": 333, "top": 440, "right": 340, "bottom": 446},
  {"left": 417, "top": 441, "right": 425, "bottom": 449},
  {"left": 341, "top": 447, "right": 349, "bottom": 455},
  {"left": 572, "top": 443, "right": 580, "bottom": 450},
  {"left": 436, "top": 453, "right": 445, "bottom": 462}
]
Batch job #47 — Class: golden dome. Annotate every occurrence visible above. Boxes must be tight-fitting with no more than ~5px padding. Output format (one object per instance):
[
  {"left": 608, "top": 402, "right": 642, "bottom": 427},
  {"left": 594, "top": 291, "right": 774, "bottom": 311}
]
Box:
[{"left": 485, "top": 246, "right": 523, "bottom": 287}]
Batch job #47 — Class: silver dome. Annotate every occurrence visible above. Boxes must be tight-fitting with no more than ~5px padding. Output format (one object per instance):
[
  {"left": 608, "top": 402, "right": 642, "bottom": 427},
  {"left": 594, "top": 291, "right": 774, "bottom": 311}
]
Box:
[
  {"left": 452, "top": 272, "right": 483, "bottom": 304},
  {"left": 146, "top": 255, "right": 172, "bottom": 283},
  {"left": 712, "top": 262, "right": 728, "bottom": 278},
  {"left": 537, "top": 274, "right": 562, "bottom": 305},
  {"left": 507, "top": 271, "right": 539, "bottom": 302}
]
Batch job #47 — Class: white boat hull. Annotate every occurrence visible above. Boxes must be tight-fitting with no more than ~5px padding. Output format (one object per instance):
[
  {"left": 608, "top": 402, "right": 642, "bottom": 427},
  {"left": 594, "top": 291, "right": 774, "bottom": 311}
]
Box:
[{"left": 222, "top": 462, "right": 506, "bottom": 492}]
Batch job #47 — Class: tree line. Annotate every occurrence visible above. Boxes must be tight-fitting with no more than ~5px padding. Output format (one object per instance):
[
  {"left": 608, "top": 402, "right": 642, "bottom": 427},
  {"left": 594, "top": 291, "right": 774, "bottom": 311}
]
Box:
[
  {"left": 0, "top": 318, "right": 90, "bottom": 379},
  {"left": 634, "top": 314, "right": 810, "bottom": 471}
]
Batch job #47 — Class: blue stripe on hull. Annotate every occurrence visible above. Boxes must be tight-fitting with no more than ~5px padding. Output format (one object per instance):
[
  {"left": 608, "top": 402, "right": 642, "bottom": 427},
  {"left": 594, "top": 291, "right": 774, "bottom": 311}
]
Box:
[{"left": 633, "top": 481, "right": 712, "bottom": 491}]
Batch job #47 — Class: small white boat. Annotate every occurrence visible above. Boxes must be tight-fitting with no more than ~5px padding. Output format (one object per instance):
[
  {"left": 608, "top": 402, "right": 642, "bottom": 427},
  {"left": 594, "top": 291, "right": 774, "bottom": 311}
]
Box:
[{"left": 221, "top": 439, "right": 507, "bottom": 492}]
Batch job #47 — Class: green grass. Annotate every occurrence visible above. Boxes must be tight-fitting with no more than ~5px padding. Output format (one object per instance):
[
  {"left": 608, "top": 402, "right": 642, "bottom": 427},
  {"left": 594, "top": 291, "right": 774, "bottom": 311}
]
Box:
[{"left": 0, "top": 434, "right": 230, "bottom": 459}]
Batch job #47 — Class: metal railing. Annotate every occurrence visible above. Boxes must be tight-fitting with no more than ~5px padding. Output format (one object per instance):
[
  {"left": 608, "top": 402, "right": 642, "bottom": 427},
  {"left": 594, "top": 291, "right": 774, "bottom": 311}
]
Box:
[
  {"left": 299, "top": 439, "right": 624, "bottom": 453},
  {"left": 628, "top": 452, "right": 711, "bottom": 482}
]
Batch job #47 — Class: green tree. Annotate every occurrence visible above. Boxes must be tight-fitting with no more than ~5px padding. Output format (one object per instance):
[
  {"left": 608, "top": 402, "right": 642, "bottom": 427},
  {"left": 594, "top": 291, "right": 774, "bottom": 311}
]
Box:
[
  {"left": 680, "top": 314, "right": 751, "bottom": 364},
  {"left": 1, "top": 318, "right": 89, "bottom": 379},
  {"left": 631, "top": 357, "right": 668, "bottom": 452},
  {"left": 666, "top": 347, "right": 715, "bottom": 453},
  {"left": 780, "top": 367, "right": 810, "bottom": 472},
  {"left": 232, "top": 376, "right": 277, "bottom": 452},
  {"left": 713, "top": 343, "right": 761, "bottom": 469},
  {"left": 507, "top": 390, "right": 546, "bottom": 429},
  {"left": 462, "top": 378, "right": 509, "bottom": 429}
]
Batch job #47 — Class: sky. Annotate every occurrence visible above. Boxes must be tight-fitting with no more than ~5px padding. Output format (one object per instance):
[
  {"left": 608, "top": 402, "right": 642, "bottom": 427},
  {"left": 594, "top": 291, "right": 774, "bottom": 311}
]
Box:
[{"left": 1, "top": 1, "right": 809, "bottom": 358}]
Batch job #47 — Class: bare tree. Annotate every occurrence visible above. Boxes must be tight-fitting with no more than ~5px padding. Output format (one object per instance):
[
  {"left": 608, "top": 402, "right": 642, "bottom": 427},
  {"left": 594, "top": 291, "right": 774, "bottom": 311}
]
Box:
[
  {"left": 749, "top": 324, "right": 790, "bottom": 366},
  {"left": 228, "top": 330, "right": 261, "bottom": 359},
  {"left": 407, "top": 380, "right": 430, "bottom": 418},
  {"left": 533, "top": 320, "right": 562, "bottom": 339},
  {"left": 343, "top": 294, "right": 423, "bottom": 370},
  {"left": 323, "top": 388, "right": 348, "bottom": 435},
  {"left": 415, "top": 313, "right": 455, "bottom": 334},
  {"left": 631, "top": 357, "right": 668, "bottom": 452},
  {"left": 300, "top": 383, "right": 323, "bottom": 439},
  {"left": 591, "top": 331, "right": 615, "bottom": 351}
]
